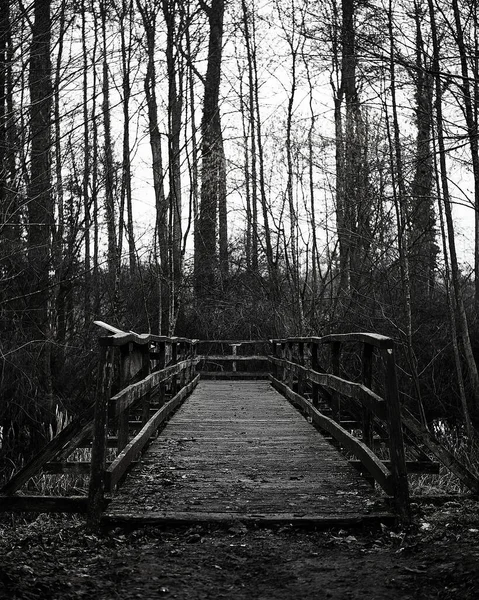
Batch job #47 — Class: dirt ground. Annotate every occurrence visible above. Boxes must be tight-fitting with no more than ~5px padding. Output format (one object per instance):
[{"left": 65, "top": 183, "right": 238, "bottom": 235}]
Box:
[{"left": 1, "top": 500, "right": 479, "bottom": 599}]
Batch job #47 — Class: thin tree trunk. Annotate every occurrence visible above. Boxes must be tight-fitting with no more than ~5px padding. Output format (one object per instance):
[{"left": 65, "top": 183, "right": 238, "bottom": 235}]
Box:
[
  {"left": 118, "top": 0, "right": 136, "bottom": 274},
  {"left": 432, "top": 130, "right": 473, "bottom": 437},
  {"left": 427, "top": 0, "right": 479, "bottom": 413},
  {"left": 100, "top": 1, "right": 118, "bottom": 279},
  {"left": 82, "top": 0, "right": 91, "bottom": 327},
  {"left": 451, "top": 0, "right": 479, "bottom": 316},
  {"left": 387, "top": 0, "right": 426, "bottom": 425}
]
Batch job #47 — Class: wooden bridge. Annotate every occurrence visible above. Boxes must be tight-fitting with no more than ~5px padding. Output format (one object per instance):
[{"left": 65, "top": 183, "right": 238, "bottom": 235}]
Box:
[{"left": 2, "top": 325, "right": 479, "bottom": 528}]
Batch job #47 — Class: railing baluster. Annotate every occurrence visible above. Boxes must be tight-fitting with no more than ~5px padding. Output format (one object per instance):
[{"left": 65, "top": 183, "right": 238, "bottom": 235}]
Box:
[
  {"left": 310, "top": 341, "right": 320, "bottom": 408},
  {"left": 361, "top": 343, "right": 374, "bottom": 447},
  {"left": 331, "top": 341, "right": 341, "bottom": 422}
]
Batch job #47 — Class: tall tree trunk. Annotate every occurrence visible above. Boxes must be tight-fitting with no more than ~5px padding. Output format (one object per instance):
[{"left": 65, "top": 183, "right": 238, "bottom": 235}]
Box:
[
  {"left": 28, "top": 0, "right": 53, "bottom": 403},
  {"left": 82, "top": 0, "right": 91, "bottom": 327},
  {"left": 162, "top": 0, "right": 184, "bottom": 332},
  {"left": 387, "top": 0, "right": 426, "bottom": 425},
  {"left": 100, "top": 1, "right": 118, "bottom": 281},
  {"left": 410, "top": 0, "right": 436, "bottom": 300},
  {"left": 241, "top": 0, "right": 258, "bottom": 272},
  {"left": 138, "top": 0, "right": 168, "bottom": 333},
  {"left": 194, "top": 0, "right": 225, "bottom": 298},
  {"left": 118, "top": 0, "right": 136, "bottom": 274}
]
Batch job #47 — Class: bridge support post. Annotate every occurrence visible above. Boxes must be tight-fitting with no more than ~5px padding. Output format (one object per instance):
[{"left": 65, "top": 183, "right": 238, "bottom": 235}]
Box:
[
  {"left": 87, "top": 344, "right": 114, "bottom": 530},
  {"left": 383, "top": 346, "right": 410, "bottom": 523}
]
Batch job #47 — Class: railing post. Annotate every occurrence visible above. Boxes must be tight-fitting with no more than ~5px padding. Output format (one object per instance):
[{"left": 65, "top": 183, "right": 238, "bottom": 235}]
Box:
[
  {"left": 117, "top": 343, "right": 133, "bottom": 452},
  {"left": 171, "top": 341, "right": 178, "bottom": 396},
  {"left": 297, "top": 341, "right": 305, "bottom": 397},
  {"left": 361, "top": 343, "right": 374, "bottom": 448},
  {"left": 87, "top": 344, "right": 114, "bottom": 530},
  {"left": 272, "top": 341, "right": 280, "bottom": 380},
  {"left": 287, "top": 342, "right": 294, "bottom": 389},
  {"left": 383, "top": 345, "right": 410, "bottom": 523},
  {"left": 310, "top": 341, "right": 320, "bottom": 408},
  {"left": 141, "top": 344, "right": 152, "bottom": 426},
  {"left": 331, "top": 341, "right": 341, "bottom": 422},
  {"left": 157, "top": 341, "right": 166, "bottom": 407},
  {"left": 230, "top": 343, "right": 239, "bottom": 372}
]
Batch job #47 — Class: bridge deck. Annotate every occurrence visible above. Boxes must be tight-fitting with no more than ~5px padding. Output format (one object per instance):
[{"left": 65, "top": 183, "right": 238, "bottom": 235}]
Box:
[{"left": 103, "top": 381, "right": 391, "bottom": 526}]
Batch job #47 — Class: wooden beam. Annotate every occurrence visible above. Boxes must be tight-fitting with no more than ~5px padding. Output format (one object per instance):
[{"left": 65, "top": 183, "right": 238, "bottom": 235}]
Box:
[
  {"left": 199, "top": 372, "right": 270, "bottom": 379},
  {"left": 270, "top": 334, "right": 394, "bottom": 349},
  {"left": 111, "top": 359, "right": 197, "bottom": 417},
  {"left": 197, "top": 355, "right": 270, "bottom": 361},
  {"left": 101, "top": 510, "right": 396, "bottom": 528},
  {"left": 319, "top": 333, "right": 394, "bottom": 349},
  {"left": 43, "top": 461, "right": 95, "bottom": 474},
  {"left": 107, "top": 375, "right": 200, "bottom": 490},
  {"left": 349, "top": 460, "right": 440, "bottom": 474},
  {"left": 0, "top": 495, "right": 91, "bottom": 513},
  {"left": 270, "top": 376, "right": 394, "bottom": 495}
]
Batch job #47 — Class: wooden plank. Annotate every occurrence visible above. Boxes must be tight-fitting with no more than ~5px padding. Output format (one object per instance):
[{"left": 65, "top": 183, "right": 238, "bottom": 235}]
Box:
[
  {"left": 0, "top": 495, "right": 91, "bottom": 513},
  {"left": 401, "top": 408, "right": 479, "bottom": 493},
  {"left": 198, "top": 355, "right": 269, "bottom": 361},
  {"left": 43, "top": 461, "right": 94, "bottom": 474},
  {"left": 105, "top": 380, "right": 386, "bottom": 523},
  {"left": 102, "top": 511, "right": 396, "bottom": 527},
  {"left": 107, "top": 376, "right": 200, "bottom": 490},
  {"left": 270, "top": 334, "right": 394, "bottom": 349},
  {"left": 196, "top": 340, "right": 270, "bottom": 345},
  {"left": 95, "top": 323, "right": 198, "bottom": 347},
  {"left": 320, "top": 333, "right": 394, "bottom": 349},
  {"left": 199, "top": 371, "right": 270, "bottom": 379},
  {"left": 270, "top": 376, "right": 394, "bottom": 495}
]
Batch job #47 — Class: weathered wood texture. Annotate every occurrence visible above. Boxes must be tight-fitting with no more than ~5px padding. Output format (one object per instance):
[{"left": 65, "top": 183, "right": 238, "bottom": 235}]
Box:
[{"left": 104, "top": 381, "right": 390, "bottom": 525}]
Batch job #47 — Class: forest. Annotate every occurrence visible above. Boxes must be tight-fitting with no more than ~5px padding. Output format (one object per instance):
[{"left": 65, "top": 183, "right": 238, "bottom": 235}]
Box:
[{"left": 1, "top": 0, "right": 479, "bottom": 482}]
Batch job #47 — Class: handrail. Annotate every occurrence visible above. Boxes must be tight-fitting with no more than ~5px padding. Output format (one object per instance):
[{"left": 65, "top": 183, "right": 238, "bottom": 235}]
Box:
[
  {"left": 269, "top": 334, "right": 410, "bottom": 522},
  {"left": 94, "top": 320, "right": 198, "bottom": 346},
  {"left": 87, "top": 324, "right": 199, "bottom": 528},
  {"left": 270, "top": 333, "right": 394, "bottom": 349}
]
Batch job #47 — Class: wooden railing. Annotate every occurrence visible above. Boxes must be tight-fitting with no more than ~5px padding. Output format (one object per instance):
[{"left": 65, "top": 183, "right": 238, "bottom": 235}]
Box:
[
  {"left": 0, "top": 323, "right": 200, "bottom": 525},
  {"left": 269, "top": 334, "right": 411, "bottom": 521},
  {"left": 5, "top": 328, "right": 477, "bottom": 524},
  {"left": 195, "top": 339, "right": 271, "bottom": 378},
  {"left": 87, "top": 324, "right": 199, "bottom": 527}
]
